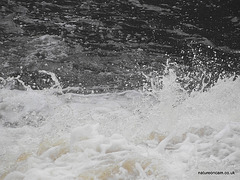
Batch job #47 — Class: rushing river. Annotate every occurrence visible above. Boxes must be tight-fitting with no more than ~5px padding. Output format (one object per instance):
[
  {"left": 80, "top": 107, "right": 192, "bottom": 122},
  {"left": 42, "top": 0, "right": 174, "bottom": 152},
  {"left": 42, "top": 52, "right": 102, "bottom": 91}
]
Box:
[{"left": 0, "top": 0, "right": 240, "bottom": 179}]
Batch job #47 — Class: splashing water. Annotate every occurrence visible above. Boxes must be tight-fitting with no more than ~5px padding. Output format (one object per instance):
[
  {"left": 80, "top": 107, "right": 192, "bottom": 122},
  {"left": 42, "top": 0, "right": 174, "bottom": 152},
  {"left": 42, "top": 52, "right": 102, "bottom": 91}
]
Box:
[{"left": 0, "top": 64, "right": 240, "bottom": 180}]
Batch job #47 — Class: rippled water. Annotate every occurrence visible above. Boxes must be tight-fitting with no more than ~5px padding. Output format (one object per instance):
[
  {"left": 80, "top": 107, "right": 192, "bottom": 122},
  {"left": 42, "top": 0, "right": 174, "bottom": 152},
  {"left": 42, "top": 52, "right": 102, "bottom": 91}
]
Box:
[
  {"left": 0, "top": 0, "right": 240, "bottom": 179},
  {"left": 0, "top": 0, "right": 239, "bottom": 91}
]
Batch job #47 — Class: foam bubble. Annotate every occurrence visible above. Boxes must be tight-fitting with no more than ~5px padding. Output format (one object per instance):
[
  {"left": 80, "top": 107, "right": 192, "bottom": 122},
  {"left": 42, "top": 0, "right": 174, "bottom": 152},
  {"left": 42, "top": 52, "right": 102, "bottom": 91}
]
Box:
[{"left": 1, "top": 70, "right": 240, "bottom": 179}]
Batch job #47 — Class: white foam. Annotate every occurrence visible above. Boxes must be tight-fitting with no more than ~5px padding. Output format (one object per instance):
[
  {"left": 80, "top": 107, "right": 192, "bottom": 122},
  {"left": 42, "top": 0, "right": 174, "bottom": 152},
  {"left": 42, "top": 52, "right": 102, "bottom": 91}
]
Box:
[{"left": 0, "top": 73, "right": 240, "bottom": 179}]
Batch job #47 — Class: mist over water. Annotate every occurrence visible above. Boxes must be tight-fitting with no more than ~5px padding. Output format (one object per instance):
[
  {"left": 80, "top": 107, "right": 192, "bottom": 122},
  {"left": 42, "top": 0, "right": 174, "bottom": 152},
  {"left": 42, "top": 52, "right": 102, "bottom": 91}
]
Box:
[{"left": 0, "top": 0, "right": 240, "bottom": 179}]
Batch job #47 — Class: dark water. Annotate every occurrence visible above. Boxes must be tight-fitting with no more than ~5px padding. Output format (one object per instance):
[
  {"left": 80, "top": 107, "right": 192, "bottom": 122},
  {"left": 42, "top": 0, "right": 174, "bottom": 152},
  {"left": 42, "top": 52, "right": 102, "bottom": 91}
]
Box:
[{"left": 0, "top": 0, "right": 239, "bottom": 93}]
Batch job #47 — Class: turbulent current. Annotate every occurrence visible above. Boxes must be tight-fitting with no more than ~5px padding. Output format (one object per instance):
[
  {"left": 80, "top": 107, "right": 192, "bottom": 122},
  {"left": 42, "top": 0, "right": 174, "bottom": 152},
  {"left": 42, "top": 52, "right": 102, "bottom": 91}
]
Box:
[
  {"left": 0, "top": 0, "right": 240, "bottom": 180},
  {"left": 0, "top": 72, "right": 240, "bottom": 180}
]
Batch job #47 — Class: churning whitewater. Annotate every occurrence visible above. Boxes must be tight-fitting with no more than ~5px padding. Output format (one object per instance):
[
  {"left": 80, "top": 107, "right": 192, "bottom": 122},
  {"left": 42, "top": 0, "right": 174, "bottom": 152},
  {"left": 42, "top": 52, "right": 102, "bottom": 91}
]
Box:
[
  {"left": 0, "top": 69, "right": 240, "bottom": 180},
  {"left": 1, "top": 0, "right": 240, "bottom": 179}
]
